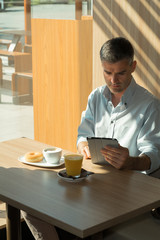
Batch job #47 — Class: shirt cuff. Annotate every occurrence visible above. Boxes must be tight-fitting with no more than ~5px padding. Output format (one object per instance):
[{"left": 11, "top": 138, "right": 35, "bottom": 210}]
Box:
[
  {"left": 139, "top": 152, "right": 160, "bottom": 175},
  {"left": 77, "top": 137, "right": 87, "bottom": 147}
]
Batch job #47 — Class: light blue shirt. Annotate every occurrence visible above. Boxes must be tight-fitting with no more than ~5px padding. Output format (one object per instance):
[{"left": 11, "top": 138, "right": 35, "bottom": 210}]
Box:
[{"left": 77, "top": 78, "right": 160, "bottom": 174}]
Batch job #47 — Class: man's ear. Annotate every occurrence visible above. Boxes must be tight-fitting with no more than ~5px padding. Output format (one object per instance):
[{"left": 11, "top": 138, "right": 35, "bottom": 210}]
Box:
[{"left": 131, "top": 60, "right": 137, "bottom": 72}]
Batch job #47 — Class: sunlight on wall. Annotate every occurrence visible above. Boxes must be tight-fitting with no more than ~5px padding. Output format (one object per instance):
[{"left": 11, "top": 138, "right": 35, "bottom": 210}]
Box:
[{"left": 93, "top": 0, "right": 160, "bottom": 98}]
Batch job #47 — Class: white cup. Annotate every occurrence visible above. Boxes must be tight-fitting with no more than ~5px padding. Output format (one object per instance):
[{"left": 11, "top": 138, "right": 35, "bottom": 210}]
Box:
[{"left": 43, "top": 147, "right": 62, "bottom": 164}]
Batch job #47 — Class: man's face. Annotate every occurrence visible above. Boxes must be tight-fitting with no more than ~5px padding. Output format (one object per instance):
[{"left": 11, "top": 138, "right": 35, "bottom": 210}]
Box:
[{"left": 102, "top": 59, "right": 136, "bottom": 95}]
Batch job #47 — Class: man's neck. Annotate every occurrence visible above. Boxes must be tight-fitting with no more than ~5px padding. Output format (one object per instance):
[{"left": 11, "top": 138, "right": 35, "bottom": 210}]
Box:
[{"left": 111, "top": 93, "right": 123, "bottom": 107}]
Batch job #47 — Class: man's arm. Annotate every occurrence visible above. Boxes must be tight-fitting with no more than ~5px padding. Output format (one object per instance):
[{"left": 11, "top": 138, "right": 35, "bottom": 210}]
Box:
[
  {"left": 128, "top": 154, "right": 151, "bottom": 171},
  {"left": 101, "top": 145, "right": 151, "bottom": 171},
  {"left": 77, "top": 141, "right": 91, "bottom": 159}
]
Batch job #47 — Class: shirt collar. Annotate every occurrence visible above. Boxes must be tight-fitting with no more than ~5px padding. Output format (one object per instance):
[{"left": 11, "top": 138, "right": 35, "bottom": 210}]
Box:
[
  {"left": 103, "top": 85, "right": 111, "bottom": 100},
  {"left": 121, "top": 77, "right": 137, "bottom": 105}
]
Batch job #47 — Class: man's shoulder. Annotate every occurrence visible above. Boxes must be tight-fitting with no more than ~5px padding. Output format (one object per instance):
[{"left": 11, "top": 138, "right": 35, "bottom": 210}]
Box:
[
  {"left": 87, "top": 85, "right": 107, "bottom": 105},
  {"left": 89, "top": 85, "right": 106, "bottom": 97},
  {"left": 135, "top": 83, "right": 160, "bottom": 107}
]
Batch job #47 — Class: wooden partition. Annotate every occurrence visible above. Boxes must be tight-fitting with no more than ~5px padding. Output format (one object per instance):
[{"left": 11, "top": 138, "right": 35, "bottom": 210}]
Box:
[
  {"left": 93, "top": 0, "right": 160, "bottom": 98},
  {"left": 0, "top": 58, "right": 2, "bottom": 85},
  {"left": 32, "top": 18, "right": 92, "bottom": 152}
]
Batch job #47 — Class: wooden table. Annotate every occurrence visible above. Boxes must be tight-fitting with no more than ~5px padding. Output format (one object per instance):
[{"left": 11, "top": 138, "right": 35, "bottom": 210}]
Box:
[
  {"left": 0, "top": 138, "right": 160, "bottom": 240},
  {"left": 12, "top": 72, "right": 33, "bottom": 104}
]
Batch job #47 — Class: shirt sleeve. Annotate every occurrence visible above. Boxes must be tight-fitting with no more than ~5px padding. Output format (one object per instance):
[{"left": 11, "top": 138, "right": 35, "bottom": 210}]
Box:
[
  {"left": 137, "top": 100, "right": 160, "bottom": 174},
  {"left": 77, "top": 93, "right": 95, "bottom": 146}
]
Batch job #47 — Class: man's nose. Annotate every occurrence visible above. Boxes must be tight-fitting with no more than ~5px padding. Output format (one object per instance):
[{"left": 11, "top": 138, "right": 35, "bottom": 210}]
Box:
[{"left": 111, "top": 74, "right": 117, "bottom": 83}]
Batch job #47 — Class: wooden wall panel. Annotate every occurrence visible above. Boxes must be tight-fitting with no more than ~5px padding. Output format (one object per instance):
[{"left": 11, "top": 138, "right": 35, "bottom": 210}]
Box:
[
  {"left": 93, "top": 0, "right": 160, "bottom": 98},
  {"left": 0, "top": 58, "right": 2, "bottom": 86},
  {"left": 32, "top": 18, "right": 92, "bottom": 152}
]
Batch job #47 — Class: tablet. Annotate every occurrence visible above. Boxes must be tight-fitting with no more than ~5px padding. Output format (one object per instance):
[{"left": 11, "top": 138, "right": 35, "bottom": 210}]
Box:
[{"left": 87, "top": 137, "right": 119, "bottom": 164}]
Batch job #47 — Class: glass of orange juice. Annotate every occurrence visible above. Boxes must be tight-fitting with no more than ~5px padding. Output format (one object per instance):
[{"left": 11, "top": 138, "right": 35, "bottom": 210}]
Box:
[{"left": 64, "top": 154, "right": 83, "bottom": 177}]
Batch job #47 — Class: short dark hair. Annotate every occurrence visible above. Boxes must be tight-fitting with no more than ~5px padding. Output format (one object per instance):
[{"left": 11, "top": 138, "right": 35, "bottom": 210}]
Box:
[{"left": 100, "top": 37, "right": 134, "bottom": 65}]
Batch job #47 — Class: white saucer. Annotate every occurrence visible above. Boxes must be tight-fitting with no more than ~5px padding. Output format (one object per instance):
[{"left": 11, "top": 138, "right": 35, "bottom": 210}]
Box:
[
  {"left": 18, "top": 155, "right": 64, "bottom": 168},
  {"left": 57, "top": 169, "right": 94, "bottom": 182}
]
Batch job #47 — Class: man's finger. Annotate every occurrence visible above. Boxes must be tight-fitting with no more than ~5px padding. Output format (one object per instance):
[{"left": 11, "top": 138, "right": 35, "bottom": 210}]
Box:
[{"left": 84, "top": 146, "right": 91, "bottom": 159}]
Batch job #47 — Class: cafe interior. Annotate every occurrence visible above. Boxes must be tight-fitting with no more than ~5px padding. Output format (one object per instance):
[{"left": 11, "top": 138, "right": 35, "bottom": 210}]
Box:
[{"left": 0, "top": 0, "right": 160, "bottom": 239}]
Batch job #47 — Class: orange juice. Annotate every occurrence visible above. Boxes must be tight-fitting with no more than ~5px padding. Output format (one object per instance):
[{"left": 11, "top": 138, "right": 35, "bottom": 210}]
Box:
[{"left": 64, "top": 154, "right": 83, "bottom": 177}]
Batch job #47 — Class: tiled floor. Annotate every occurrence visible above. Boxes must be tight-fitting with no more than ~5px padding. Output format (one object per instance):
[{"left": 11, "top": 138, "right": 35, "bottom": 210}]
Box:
[{"left": 0, "top": 103, "right": 34, "bottom": 142}]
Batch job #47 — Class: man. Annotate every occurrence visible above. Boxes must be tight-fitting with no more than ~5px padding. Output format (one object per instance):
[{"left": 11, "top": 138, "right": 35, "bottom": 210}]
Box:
[
  {"left": 77, "top": 37, "right": 160, "bottom": 175},
  {"left": 77, "top": 37, "right": 160, "bottom": 239}
]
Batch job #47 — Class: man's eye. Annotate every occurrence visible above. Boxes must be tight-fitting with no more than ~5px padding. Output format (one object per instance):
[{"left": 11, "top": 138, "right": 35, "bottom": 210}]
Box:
[
  {"left": 104, "top": 71, "right": 111, "bottom": 75},
  {"left": 118, "top": 72, "right": 126, "bottom": 75}
]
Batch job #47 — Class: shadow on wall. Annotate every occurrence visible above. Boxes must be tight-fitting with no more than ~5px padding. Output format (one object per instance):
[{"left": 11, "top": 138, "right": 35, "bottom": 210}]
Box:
[{"left": 93, "top": 0, "right": 160, "bottom": 99}]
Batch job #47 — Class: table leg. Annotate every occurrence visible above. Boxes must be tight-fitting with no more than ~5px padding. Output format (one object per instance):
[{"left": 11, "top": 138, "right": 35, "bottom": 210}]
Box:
[{"left": 6, "top": 204, "right": 21, "bottom": 240}]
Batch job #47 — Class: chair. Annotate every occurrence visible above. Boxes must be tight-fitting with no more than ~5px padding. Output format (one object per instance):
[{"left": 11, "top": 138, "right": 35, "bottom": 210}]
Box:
[{"left": 12, "top": 72, "right": 33, "bottom": 104}]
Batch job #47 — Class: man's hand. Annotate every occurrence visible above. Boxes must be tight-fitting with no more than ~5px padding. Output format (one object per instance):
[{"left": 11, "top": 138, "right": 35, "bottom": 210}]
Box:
[
  {"left": 101, "top": 145, "right": 130, "bottom": 169},
  {"left": 77, "top": 141, "right": 91, "bottom": 159},
  {"left": 101, "top": 145, "right": 151, "bottom": 170}
]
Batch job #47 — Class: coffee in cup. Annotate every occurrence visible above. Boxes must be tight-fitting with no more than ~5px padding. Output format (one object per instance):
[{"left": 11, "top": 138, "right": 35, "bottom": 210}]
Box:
[
  {"left": 64, "top": 154, "right": 83, "bottom": 177},
  {"left": 43, "top": 147, "right": 62, "bottom": 164}
]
